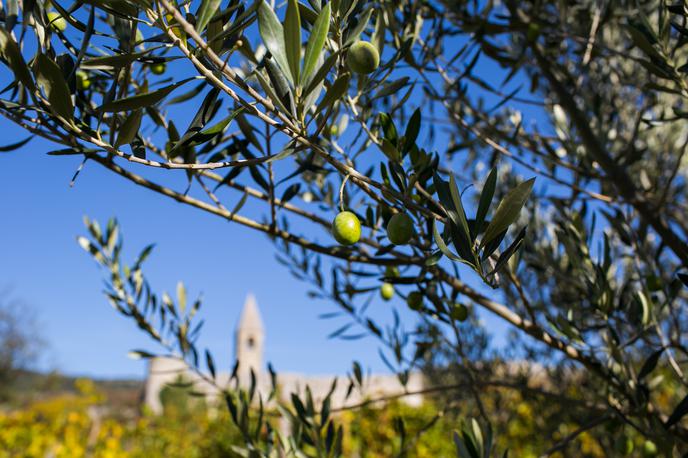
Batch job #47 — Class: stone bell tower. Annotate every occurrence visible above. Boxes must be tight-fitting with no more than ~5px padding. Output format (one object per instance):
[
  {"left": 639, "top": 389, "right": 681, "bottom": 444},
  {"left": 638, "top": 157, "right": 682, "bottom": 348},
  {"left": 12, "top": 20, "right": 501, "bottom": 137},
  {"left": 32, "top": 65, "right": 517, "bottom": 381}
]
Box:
[{"left": 235, "top": 293, "right": 264, "bottom": 381}]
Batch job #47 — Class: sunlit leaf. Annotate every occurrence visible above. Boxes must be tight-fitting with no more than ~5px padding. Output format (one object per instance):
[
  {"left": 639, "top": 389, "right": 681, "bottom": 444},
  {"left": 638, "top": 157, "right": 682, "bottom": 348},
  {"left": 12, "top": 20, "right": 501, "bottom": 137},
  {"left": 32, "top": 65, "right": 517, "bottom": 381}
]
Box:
[
  {"left": 284, "top": 0, "right": 301, "bottom": 84},
  {"left": 195, "top": 0, "right": 222, "bottom": 33},
  {"left": 481, "top": 178, "right": 535, "bottom": 247},
  {"left": 257, "top": 0, "right": 293, "bottom": 84},
  {"left": 302, "top": 2, "right": 330, "bottom": 82}
]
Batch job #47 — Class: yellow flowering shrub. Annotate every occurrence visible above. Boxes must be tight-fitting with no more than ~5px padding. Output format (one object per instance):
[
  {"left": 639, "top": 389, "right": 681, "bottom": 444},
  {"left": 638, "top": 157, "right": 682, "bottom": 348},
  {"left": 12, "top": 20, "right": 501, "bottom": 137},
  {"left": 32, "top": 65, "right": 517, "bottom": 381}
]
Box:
[{"left": 0, "top": 379, "right": 243, "bottom": 458}]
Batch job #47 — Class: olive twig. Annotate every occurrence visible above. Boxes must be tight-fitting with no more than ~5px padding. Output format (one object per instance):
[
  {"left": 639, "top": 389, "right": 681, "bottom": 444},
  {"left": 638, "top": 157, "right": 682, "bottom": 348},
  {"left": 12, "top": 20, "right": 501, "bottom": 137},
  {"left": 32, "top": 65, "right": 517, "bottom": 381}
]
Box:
[{"left": 339, "top": 173, "right": 352, "bottom": 212}]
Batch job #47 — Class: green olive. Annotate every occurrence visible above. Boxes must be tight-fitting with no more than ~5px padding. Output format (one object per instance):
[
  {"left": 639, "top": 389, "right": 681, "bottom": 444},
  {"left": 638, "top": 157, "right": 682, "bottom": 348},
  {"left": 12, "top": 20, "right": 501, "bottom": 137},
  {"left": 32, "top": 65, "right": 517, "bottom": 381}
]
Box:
[
  {"left": 150, "top": 62, "right": 167, "bottom": 75},
  {"left": 47, "top": 12, "right": 67, "bottom": 32},
  {"left": 76, "top": 71, "right": 91, "bottom": 90},
  {"left": 385, "top": 266, "right": 400, "bottom": 278},
  {"left": 380, "top": 282, "right": 394, "bottom": 301},
  {"left": 347, "top": 41, "right": 380, "bottom": 75},
  {"left": 614, "top": 435, "right": 634, "bottom": 456},
  {"left": 407, "top": 292, "right": 423, "bottom": 310},
  {"left": 332, "top": 211, "right": 361, "bottom": 246},
  {"left": 386, "top": 213, "right": 414, "bottom": 245},
  {"left": 450, "top": 303, "right": 468, "bottom": 322},
  {"left": 642, "top": 440, "right": 658, "bottom": 457}
]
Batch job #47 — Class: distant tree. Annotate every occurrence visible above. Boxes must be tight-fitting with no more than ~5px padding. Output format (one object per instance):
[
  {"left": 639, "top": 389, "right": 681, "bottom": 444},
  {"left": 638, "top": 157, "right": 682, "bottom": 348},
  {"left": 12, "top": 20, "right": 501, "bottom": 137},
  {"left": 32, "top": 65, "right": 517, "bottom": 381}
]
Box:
[
  {"left": 0, "top": 290, "right": 42, "bottom": 400},
  {"left": 159, "top": 375, "right": 207, "bottom": 417},
  {"left": 3, "top": 0, "right": 688, "bottom": 454}
]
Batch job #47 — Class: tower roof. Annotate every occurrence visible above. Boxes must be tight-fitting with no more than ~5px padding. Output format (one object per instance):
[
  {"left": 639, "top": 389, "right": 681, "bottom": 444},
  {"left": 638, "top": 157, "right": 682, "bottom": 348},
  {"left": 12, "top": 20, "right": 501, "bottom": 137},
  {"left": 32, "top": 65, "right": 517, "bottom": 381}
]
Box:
[{"left": 237, "top": 293, "right": 264, "bottom": 333}]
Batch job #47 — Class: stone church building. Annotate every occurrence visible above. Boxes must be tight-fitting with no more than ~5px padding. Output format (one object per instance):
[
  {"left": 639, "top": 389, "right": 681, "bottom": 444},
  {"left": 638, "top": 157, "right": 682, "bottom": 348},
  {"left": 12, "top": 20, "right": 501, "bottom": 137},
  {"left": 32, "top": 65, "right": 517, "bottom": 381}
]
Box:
[{"left": 143, "top": 294, "right": 424, "bottom": 414}]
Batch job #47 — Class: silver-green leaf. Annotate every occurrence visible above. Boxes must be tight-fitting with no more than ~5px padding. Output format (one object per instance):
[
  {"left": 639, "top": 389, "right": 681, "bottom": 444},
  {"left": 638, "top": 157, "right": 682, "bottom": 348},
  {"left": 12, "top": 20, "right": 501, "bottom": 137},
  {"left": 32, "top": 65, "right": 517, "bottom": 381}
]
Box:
[
  {"left": 481, "top": 177, "right": 535, "bottom": 247},
  {"left": 284, "top": 0, "right": 301, "bottom": 84},
  {"left": 195, "top": 0, "right": 222, "bottom": 34},
  {"left": 302, "top": 1, "right": 330, "bottom": 83},
  {"left": 257, "top": 0, "right": 293, "bottom": 85}
]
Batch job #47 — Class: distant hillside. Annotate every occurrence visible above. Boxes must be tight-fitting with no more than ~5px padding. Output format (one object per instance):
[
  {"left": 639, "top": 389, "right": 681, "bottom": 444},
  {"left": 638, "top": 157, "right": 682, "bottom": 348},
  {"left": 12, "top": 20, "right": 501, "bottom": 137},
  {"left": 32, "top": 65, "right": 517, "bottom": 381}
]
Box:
[{"left": 1, "top": 370, "right": 144, "bottom": 410}]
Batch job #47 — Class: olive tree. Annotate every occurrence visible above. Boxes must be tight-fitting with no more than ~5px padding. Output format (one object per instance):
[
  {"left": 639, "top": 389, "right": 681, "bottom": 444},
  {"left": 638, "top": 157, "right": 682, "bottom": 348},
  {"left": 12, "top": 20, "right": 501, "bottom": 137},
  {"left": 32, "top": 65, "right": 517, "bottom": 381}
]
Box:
[{"left": 2, "top": 0, "right": 688, "bottom": 454}]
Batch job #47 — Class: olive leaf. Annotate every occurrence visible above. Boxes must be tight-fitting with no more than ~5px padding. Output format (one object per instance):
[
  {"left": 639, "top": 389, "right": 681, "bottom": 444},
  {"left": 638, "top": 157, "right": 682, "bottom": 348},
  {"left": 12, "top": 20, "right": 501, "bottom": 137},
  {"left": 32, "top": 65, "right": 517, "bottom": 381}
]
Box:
[
  {"left": 101, "top": 78, "right": 194, "bottom": 112},
  {"left": 263, "top": 56, "right": 294, "bottom": 112},
  {"left": 284, "top": 0, "right": 301, "bottom": 84},
  {"left": 195, "top": 0, "right": 222, "bottom": 34},
  {"left": 177, "top": 281, "right": 187, "bottom": 312},
  {"left": 481, "top": 178, "right": 535, "bottom": 247},
  {"left": 255, "top": 70, "right": 291, "bottom": 114},
  {"left": 448, "top": 174, "right": 474, "bottom": 252},
  {"left": 171, "top": 94, "right": 242, "bottom": 152},
  {"left": 302, "top": 1, "right": 330, "bottom": 83},
  {"left": 257, "top": 0, "right": 293, "bottom": 85},
  {"left": 34, "top": 54, "right": 74, "bottom": 121},
  {"left": 434, "top": 174, "right": 471, "bottom": 250},
  {"left": 81, "top": 48, "right": 161, "bottom": 69},
  {"left": 297, "top": 3, "right": 318, "bottom": 25},
  {"left": 344, "top": 8, "right": 373, "bottom": 46},
  {"left": 638, "top": 348, "right": 664, "bottom": 380},
  {"left": 301, "top": 53, "right": 326, "bottom": 112},
  {"left": 281, "top": 183, "right": 301, "bottom": 202},
  {"left": 488, "top": 226, "right": 526, "bottom": 277},
  {"left": 315, "top": 74, "right": 350, "bottom": 113},
  {"left": 168, "top": 82, "right": 206, "bottom": 105},
  {"left": 207, "top": 17, "right": 225, "bottom": 54},
  {"left": 474, "top": 167, "right": 497, "bottom": 239},
  {"left": 403, "top": 108, "right": 421, "bottom": 153},
  {"left": 114, "top": 110, "right": 143, "bottom": 147},
  {"left": 379, "top": 113, "right": 398, "bottom": 143},
  {"left": 0, "top": 30, "right": 32, "bottom": 92},
  {"left": 379, "top": 139, "right": 400, "bottom": 162},
  {"left": 666, "top": 394, "right": 688, "bottom": 428},
  {"left": 0, "top": 136, "right": 32, "bottom": 152},
  {"left": 372, "top": 8, "right": 385, "bottom": 54},
  {"left": 303, "top": 50, "right": 339, "bottom": 105},
  {"left": 433, "top": 220, "right": 461, "bottom": 261},
  {"left": 127, "top": 350, "right": 156, "bottom": 359},
  {"left": 175, "top": 87, "right": 222, "bottom": 142}
]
